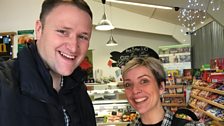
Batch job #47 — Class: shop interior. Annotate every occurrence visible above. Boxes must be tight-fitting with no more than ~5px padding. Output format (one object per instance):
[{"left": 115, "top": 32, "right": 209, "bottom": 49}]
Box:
[{"left": 0, "top": 0, "right": 223, "bottom": 126}]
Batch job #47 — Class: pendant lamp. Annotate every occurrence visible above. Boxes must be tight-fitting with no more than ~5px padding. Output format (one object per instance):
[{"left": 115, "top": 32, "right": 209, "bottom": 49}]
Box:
[
  {"left": 106, "top": 30, "right": 118, "bottom": 46},
  {"left": 95, "top": 0, "right": 114, "bottom": 31}
]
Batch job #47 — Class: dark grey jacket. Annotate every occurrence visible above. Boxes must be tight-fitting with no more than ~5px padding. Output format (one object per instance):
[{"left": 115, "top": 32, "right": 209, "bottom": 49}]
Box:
[{"left": 0, "top": 42, "right": 96, "bottom": 126}]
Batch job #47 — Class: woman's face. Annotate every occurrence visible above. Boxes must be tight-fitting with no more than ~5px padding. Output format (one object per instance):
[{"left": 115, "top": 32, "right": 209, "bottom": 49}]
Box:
[{"left": 123, "top": 66, "right": 164, "bottom": 115}]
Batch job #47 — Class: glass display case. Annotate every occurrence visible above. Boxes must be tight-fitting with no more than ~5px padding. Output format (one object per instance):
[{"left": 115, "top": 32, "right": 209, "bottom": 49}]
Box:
[{"left": 86, "top": 82, "right": 137, "bottom": 126}]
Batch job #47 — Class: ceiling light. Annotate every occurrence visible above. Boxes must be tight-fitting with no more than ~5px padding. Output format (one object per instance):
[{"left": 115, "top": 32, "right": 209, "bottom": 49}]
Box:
[
  {"left": 95, "top": 0, "right": 114, "bottom": 31},
  {"left": 106, "top": 36, "right": 118, "bottom": 46},
  {"left": 95, "top": 13, "right": 114, "bottom": 31},
  {"left": 106, "top": 0, "right": 172, "bottom": 10},
  {"left": 106, "top": 30, "right": 118, "bottom": 46}
]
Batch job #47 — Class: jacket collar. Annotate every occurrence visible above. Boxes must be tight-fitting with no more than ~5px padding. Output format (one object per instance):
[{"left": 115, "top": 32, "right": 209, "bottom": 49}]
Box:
[{"left": 18, "top": 42, "right": 85, "bottom": 104}]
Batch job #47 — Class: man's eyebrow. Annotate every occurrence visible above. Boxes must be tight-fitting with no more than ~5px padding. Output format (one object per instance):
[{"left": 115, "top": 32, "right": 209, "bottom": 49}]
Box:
[{"left": 60, "top": 26, "right": 72, "bottom": 30}]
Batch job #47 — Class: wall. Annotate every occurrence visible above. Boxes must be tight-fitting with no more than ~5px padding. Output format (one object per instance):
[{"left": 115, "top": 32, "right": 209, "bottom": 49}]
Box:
[
  {"left": 0, "top": 0, "right": 43, "bottom": 32},
  {"left": 191, "top": 21, "right": 224, "bottom": 68},
  {"left": 0, "top": 0, "right": 179, "bottom": 80},
  {"left": 91, "top": 29, "right": 178, "bottom": 80}
]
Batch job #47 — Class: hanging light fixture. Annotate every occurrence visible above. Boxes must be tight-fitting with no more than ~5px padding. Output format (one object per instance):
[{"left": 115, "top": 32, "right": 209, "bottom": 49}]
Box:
[
  {"left": 95, "top": 0, "right": 114, "bottom": 31},
  {"left": 106, "top": 30, "right": 118, "bottom": 46},
  {"left": 106, "top": 0, "right": 172, "bottom": 10},
  {"left": 178, "top": 0, "right": 223, "bottom": 33}
]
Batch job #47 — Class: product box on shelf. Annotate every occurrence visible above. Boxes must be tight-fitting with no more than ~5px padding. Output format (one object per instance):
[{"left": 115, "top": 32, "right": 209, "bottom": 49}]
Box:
[
  {"left": 210, "top": 58, "right": 224, "bottom": 70},
  {"left": 189, "top": 79, "right": 224, "bottom": 124}
]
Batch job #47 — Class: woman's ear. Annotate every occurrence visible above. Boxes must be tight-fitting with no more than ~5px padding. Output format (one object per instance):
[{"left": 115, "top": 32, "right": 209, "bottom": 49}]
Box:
[{"left": 159, "top": 82, "right": 165, "bottom": 95}]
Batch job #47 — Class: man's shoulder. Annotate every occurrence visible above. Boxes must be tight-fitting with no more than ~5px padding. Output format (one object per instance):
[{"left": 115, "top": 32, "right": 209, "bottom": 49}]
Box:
[
  {"left": 0, "top": 59, "right": 16, "bottom": 74},
  {"left": 0, "top": 59, "right": 15, "bottom": 67},
  {"left": 0, "top": 59, "right": 17, "bottom": 84}
]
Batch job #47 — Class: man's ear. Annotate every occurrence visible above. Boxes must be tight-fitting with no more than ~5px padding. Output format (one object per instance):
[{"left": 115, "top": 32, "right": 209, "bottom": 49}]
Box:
[
  {"left": 35, "top": 20, "right": 43, "bottom": 40},
  {"left": 159, "top": 82, "right": 165, "bottom": 95}
]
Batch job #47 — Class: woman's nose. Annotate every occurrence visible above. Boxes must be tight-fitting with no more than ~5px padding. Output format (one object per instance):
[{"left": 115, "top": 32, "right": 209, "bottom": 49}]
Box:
[{"left": 132, "top": 84, "right": 142, "bottom": 95}]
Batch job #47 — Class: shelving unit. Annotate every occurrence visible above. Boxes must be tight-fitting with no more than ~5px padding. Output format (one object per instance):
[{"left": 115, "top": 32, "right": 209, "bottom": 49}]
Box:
[
  {"left": 189, "top": 104, "right": 222, "bottom": 122},
  {"left": 189, "top": 80, "right": 224, "bottom": 124},
  {"left": 158, "top": 44, "right": 191, "bottom": 113},
  {"left": 158, "top": 44, "right": 191, "bottom": 75},
  {"left": 190, "top": 94, "right": 224, "bottom": 109},
  {"left": 192, "top": 85, "right": 223, "bottom": 95},
  {"left": 163, "top": 94, "right": 185, "bottom": 98},
  {"left": 162, "top": 84, "right": 187, "bottom": 112},
  {"left": 162, "top": 103, "right": 186, "bottom": 107}
]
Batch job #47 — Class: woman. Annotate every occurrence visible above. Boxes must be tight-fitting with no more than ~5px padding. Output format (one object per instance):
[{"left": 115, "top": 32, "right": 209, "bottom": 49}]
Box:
[
  {"left": 122, "top": 57, "right": 171, "bottom": 126},
  {"left": 122, "top": 57, "right": 205, "bottom": 126}
]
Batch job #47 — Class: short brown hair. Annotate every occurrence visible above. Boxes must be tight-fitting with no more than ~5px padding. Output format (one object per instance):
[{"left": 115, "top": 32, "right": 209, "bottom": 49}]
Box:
[
  {"left": 122, "top": 57, "right": 166, "bottom": 87},
  {"left": 39, "top": 0, "right": 92, "bottom": 25}
]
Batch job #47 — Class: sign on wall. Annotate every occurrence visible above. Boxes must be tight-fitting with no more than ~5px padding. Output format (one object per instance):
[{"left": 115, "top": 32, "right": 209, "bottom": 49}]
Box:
[
  {"left": 0, "top": 32, "right": 16, "bottom": 61},
  {"left": 109, "top": 46, "right": 159, "bottom": 68}
]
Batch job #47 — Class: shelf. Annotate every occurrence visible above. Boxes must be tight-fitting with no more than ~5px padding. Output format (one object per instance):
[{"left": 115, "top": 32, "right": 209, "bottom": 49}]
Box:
[
  {"left": 189, "top": 104, "right": 223, "bottom": 122},
  {"left": 97, "top": 121, "right": 130, "bottom": 126},
  {"left": 212, "top": 121, "right": 224, "bottom": 126},
  {"left": 165, "top": 85, "right": 185, "bottom": 88},
  {"left": 162, "top": 103, "right": 186, "bottom": 107},
  {"left": 159, "top": 52, "right": 190, "bottom": 57},
  {"left": 192, "top": 86, "right": 224, "bottom": 96},
  {"left": 0, "top": 32, "right": 16, "bottom": 36},
  {"left": 92, "top": 100, "right": 128, "bottom": 105},
  {"left": 191, "top": 94, "right": 224, "bottom": 109},
  {"left": 163, "top": 94, "right": 185, "bottom": 97}
]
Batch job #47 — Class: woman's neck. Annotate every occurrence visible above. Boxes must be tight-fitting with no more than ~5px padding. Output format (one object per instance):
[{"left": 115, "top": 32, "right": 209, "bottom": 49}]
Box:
[{"left": 141, "top": 105, "right": 165, "bottom": 125}]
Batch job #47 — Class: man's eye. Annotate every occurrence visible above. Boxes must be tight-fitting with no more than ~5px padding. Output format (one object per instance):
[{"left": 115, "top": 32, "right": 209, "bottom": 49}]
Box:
[
  {"left": 56, "top": 30, "right": 69, "bottom": 36},
  {"left": 79, "top": 35, "right": 89, "bottom": 41}
]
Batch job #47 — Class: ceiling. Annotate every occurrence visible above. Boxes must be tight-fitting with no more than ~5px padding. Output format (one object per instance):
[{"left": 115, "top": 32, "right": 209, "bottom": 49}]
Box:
[
  {"left": 111, "top": 3, "right": 182, "bottom": 25},
  {"left": 91, "top": 0, "right": 224, "bottom": 43},
  {"left": 93, "top": 0, "right": 223, "bottom": 27}
]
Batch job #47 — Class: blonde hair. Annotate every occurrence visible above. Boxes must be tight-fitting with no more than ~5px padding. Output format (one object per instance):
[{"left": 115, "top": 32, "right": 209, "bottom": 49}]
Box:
[{"left": 122, "top": 57, "right": 166, "bottom": 87}]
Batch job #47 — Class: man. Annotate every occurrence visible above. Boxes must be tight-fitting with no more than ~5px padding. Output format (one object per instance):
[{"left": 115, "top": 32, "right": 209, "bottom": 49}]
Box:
[{"left": 0, "top": 0, "right": 96, "bottom": 126}]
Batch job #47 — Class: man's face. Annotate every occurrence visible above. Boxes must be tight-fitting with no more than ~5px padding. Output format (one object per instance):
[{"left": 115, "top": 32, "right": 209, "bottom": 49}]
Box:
[{"left": 35, "top": 4, "right": 92, "bottom": 76}]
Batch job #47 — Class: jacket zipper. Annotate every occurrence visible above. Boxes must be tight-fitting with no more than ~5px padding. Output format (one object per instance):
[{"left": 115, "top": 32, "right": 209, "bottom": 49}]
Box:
[{"left": 62, "top": 106, "right": 70, "bottom": 126}]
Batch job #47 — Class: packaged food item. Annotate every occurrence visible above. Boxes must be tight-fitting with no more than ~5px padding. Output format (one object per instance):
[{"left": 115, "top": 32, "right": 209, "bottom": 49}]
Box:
[
  {"left": 175, "top": 113, "right": 193, "bottom": 121},
  {"left": 175, "top": 77, "right": 183, "bottom": 85},
  {"left": 217, "top": 84, "right": 224, "bottom": 90},
  {"left": 121, "top": 112, "right": 137, "bottom": 122},
  {"left": 176, "top": 87, "right": 183, "bottom": 94},
  {"left": 107, "top": 111, "right": 123, "bottom": 122},
  {"left": 196, "top": 100, "right": 208, "bottom": 109},
  {"left": 164, "top": 97, "right": 171, "bottom": 103},
  {"left": 169, "top": 88, "right": 176, "bottom": 94},
  {"left": 213, "top": 96, "right": 224, "bottom": 105},
  {"left": 198, "top": 90, "right": 209, "bottom": 97},
  {"left": 206, "top": 93, "right": 219, "bottom": 100},
  {"left": 189, "top": 98, "right": 197, "bottom": 106},
  {"left": 191, "top": 89, "right": 201, "bottom": 95}
]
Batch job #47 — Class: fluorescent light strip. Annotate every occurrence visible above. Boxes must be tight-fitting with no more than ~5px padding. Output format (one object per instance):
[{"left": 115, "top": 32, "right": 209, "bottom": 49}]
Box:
[{"left": 107, "top": 0, "right": 173, "bottom": 10}]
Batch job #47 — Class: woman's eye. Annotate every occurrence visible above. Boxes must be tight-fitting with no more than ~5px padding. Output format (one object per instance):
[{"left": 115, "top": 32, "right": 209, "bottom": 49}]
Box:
[
  {"left": 123, "top": 83, "right": 132, "bottom": 88},
  {"left": 140, "top": 79, "right": 149, "bottom": 85}
]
